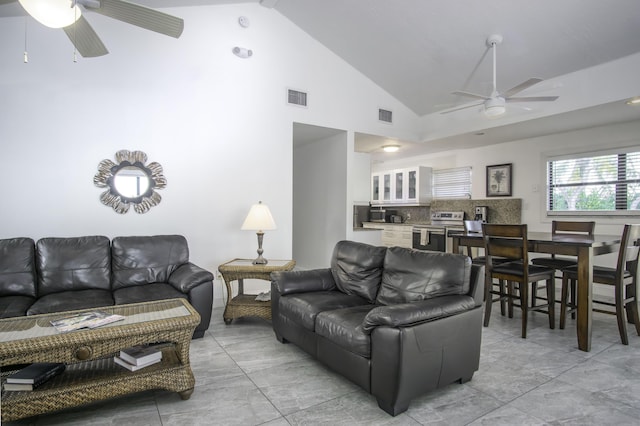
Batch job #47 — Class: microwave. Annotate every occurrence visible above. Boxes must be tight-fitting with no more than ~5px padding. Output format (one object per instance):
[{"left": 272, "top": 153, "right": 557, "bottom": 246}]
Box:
[{"left": 370, "top": 209, "right": 396, "bottom": 223}]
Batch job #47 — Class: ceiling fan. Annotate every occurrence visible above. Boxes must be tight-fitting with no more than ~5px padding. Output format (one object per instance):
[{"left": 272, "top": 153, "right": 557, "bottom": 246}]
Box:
[
  {"left": 2, "top": 0, "right": 183, "bottom": 57},
  {"left": 441, "top": 34, "right": 559, "bottom": 117}
]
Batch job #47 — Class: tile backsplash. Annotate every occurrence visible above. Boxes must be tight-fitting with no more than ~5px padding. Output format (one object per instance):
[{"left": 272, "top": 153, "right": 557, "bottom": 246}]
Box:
[{"left": 395, "top": 198, "right": 522, "bottom": 224}]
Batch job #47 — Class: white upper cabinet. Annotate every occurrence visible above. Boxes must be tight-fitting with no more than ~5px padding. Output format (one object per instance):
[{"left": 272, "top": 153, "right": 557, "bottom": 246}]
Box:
[{"left": 371, "top": 166, "right": 432, "bottom": 206}]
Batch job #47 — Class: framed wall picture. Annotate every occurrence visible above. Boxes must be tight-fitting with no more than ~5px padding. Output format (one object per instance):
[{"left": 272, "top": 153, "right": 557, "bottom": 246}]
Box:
[{"left": 486, "top": 163, "right": 512, "bottom": 197}]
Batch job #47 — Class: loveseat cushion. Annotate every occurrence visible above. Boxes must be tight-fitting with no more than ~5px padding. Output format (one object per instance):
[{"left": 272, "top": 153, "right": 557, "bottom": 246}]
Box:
[
  {"left": 316, "top": 305, "right": 376, "bottom": 358},
  {"left": 278, "top": 291, "right": 370, "bottom": 331},
  {"left": 376, "top": 248, "right": 472, "bottom": 305},
  {"left": 36, "top": 236, "right": 111, "bottom": 297},
  {"left": 361, "top": 295, "right": 477, "bottom": 333},
  {"left": 111, "top": 235, "right": 189, "bottom": 290},
  {"left": 0, "top": 238, "right": 37, "bottom": 298},
  {"left": 113, "top": 283, "right": 187, "bottom": 305},
  {"left": 330, "top": 241, "right": 386, "bottom": 303},
  {"left": 27, "top": 289, "right": 114, "bottom": 315},
  {"left": 0, "top": 296, "right": 35, "bottom": 318}
]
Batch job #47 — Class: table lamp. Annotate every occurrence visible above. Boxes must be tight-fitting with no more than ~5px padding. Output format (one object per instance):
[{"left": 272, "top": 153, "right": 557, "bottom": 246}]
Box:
[{"left": 241, "top": 201, "right": 277, "bottom": 264}]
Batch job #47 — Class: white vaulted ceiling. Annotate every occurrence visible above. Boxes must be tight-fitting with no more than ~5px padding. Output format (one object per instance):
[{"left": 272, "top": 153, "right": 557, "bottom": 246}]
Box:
[{"left": 3, "top": 0, "right": 640, "bottom": 154}]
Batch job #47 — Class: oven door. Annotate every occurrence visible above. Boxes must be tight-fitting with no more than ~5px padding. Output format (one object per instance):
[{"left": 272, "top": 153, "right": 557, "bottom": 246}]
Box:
[{"left": 412, "top": 226, "right": 445, "bottom": 252}]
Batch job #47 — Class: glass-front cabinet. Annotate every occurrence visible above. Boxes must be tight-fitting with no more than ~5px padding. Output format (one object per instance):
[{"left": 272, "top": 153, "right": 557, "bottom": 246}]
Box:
[{"left": 371, "top": 166, "right": 432, "bottom": 205}]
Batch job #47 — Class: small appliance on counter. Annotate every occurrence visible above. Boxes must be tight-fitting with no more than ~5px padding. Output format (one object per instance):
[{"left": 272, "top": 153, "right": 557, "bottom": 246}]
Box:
[
  {"left": 390, "top": 214, "right": 404, "bottom": 223},
  {"left": 474, "top": 206, "right": 488, "bottom": 223},
  {"left": 370, "top": 208, "right": 397, "bottom": 223}
]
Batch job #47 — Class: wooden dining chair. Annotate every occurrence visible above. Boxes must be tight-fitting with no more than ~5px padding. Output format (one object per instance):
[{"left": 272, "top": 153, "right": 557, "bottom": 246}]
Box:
[
  {"left": 531, "top": 220, "right": 596, "bottom": 312},
  {"left": 482, "top": 224, "right": 556, "bottom": 338},
  {"left": 560, "top": 223, "right": 640, "bottom": 345}
]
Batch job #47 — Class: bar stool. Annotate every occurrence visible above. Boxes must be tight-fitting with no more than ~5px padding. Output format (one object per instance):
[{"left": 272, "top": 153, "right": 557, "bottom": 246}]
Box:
[
  {"left": 482, "top": 224, "right": 556, "bottom": 338},
  {"left": 560, "top": 223, "right": 640, "bottom": 345}
]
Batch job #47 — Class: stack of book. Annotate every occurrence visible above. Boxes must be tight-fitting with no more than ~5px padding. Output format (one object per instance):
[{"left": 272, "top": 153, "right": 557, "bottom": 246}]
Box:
[
  {"left": 3, "top": 362, "right": 66, "bottom": 391},
  {"left": 114, "top": 345, "right": 162, "bottom": 371}
]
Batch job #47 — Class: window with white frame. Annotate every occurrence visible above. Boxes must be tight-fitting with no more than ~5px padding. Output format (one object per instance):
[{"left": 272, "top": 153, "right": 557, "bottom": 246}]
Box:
[
  {"left": 433, "top": 167, "right": 472, "bottom": 199},
  {"left": 546, "top": 149, "right": 640, "bottom": 214}
]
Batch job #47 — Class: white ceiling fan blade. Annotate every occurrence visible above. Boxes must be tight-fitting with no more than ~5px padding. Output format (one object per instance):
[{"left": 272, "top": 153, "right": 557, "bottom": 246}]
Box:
[
  {"left": 503, "top": 78, "right": 543, "bottom": 98},
  {"left": 451, "top": 91, "right": 488, "bottom": 101},
  {"left": 63, "top": 15, "right": 108, "bottom": 57},
  {"left": 440, "top": 102, "right": 483, "bottom": 114},
  {"left": 83, "top": 0, "right": 184, "bottom": 38},
  {"left": 506, "top": 96, "right": 559, "bottom": 102}
]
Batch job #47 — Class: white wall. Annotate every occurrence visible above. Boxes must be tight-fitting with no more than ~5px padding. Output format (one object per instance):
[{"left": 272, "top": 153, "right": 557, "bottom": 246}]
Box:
[
  {"left": 293, "top": 132, "right": 347, "bottom": 269},
  {"left": 0, "top": 4, "right": 420, "bottom": 305}
]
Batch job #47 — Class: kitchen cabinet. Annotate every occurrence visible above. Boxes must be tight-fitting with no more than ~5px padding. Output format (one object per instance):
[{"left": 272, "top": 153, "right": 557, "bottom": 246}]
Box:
[
  {"left": 363, "top": 223, "right": 413, "bottom": 248},
  {"left": 371, "top": 166, "right": 432, "bottom": 206}
]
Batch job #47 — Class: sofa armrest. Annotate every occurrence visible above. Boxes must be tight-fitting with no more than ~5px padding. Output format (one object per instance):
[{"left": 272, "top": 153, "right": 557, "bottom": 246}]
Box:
[
  {"left": 271, "top": 268, "right": 336, "bottom": 296},
  {"left": 168, "top": 263, "right": 214, "bottom": 293},
  {"left": 362, "top": 295, "right": 477, "bottom": 333}
]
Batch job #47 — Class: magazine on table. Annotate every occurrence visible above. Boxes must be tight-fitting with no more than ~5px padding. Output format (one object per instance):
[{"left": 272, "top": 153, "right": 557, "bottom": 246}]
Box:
[{"left": 50, "top": 311, "right": 125, "bottom": 333}]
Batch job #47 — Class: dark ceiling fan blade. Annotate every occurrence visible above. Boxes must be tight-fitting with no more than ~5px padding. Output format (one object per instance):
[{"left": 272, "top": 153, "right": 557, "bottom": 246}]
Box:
[
  {"left": 0, "top": 0, "right": 16, "bottom": 5},
  {"left": 85, "top": 0, "right": 184, "bottom": 38},
  {"left": 451, "top": 91, "right": 488, "bottom": 101},
  {"left": 440, "top": 102, "right": 483, "bottom": 114},
  {"left": 506, "top": 96, "right": 559, "bottom": 102},
  {"left": 502, "top": 78, "right": 543, "bottom": 98},
  {"left": 63, "top": 15, "right": 109, "bottom": 57}
]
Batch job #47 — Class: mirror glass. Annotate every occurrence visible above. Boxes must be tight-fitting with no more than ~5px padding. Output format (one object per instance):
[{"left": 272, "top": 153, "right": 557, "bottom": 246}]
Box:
[
  {"left": 94, "top": 150, "right": 167, "bottom": 214},
  {"left": 113, "top": 166, "right": 151, "bottom": 198}
]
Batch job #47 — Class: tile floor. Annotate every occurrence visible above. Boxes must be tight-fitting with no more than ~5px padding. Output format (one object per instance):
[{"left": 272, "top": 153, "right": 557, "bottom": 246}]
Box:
[{"left": 5, "top": 304, "right": 640, "bottom": 426}]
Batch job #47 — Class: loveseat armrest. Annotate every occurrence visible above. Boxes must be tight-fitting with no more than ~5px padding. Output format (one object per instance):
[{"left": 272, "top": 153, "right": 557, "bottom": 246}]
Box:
[
  {"left": 169, "top": 263, "right": 214, "bottom": 293},
  {"left": 271, "top": 268, "right": 336, "bottom": 296},
  {"left": 362, "top": 295, "right": 476, "bottom": 333}
]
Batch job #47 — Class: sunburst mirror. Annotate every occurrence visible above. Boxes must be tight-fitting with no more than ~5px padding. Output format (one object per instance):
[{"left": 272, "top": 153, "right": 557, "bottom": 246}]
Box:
[{"left": 94, "top": 150, "right": 167, "bottom": 214}]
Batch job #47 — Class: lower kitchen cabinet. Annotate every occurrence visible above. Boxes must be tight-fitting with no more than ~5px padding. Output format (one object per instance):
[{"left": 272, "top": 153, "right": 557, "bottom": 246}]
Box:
[{"left": 362, "top": 223, "right": 413, "bottom": 248}]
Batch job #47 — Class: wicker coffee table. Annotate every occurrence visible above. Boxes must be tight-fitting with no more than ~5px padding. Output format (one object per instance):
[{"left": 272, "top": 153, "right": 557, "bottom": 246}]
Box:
[
  {"left": 0, "top": 298, "right": 200, "bottom": 422},
  {"left": 218, "top": 259, "right": 295, "bottom": 324}
]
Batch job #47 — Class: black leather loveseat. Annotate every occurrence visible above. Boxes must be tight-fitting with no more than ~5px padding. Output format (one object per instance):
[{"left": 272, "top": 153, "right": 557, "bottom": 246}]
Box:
[
  {"left": 271, "top": 240, "right": 484, "bottom": 416},
  {"left": 0, "top": 235, "right": 213, "bottom": 338}
]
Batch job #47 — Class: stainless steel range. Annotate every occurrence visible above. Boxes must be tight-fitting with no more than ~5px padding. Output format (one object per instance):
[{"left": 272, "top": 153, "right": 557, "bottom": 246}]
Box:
[{"left": 412, "top": 211, "right": 465, "bottom": 252}]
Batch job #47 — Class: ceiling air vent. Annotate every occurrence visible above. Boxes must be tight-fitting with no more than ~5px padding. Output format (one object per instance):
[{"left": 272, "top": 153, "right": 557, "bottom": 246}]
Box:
[
  {"left": 287, "top": 89, "right": 308, "bottom": 107},
  {"left": 378, "top": 108, "right": 393, "bottom": 124}
]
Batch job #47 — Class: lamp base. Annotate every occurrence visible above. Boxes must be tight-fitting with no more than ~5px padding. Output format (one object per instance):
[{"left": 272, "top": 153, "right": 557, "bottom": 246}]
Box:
[{"left": 252, "top": 231, "right": 268, "bottom": 265}]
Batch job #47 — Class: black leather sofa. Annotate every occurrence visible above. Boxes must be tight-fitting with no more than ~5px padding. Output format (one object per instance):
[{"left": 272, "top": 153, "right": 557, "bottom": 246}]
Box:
[
  {"left": 271, "top": 240, "right": 484, "bottom": 416},
  {"left": 0, "top": 235, "right": 213, "bottom": 338}
]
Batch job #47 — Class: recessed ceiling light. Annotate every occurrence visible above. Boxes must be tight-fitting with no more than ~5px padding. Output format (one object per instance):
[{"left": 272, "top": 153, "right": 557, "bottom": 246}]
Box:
[
  {"left": 382, "top": 145, "right": 400, "bottom": 153},
  {"left": 626, "top": 97, "right": 640, "bottom": 106}
]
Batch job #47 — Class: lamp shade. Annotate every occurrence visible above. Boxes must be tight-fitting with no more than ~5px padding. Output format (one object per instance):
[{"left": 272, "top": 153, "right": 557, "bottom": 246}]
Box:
[
  {"left": 241, "top": 201, "right": 277, "bottom": 231},
  {"left": 19, "top": 0, "right": 82, "bottom": 29}
]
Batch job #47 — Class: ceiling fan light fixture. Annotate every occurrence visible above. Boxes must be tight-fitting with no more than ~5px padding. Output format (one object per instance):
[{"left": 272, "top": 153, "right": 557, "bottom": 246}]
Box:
[
  {"left": 19, "top": 0, "right": 82, "bottom": 29},
  {"left": 626, "top": 97, "right": 640, "bottom": 106},
  {"left": 382, "top": 144, "right": 400, "bottom": 153},
  {"left": 484, "top": 97, "right": 506, "bottom": 118}
]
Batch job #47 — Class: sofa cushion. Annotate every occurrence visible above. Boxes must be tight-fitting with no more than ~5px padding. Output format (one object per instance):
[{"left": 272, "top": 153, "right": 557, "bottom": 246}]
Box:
[
  {"left": 111, "top": 235, "right": 189, "bottom": 290},
  {"left": 36, "top": 236, "right": 111, "bottom": 297},
  {"left": 0, "top": 238, "right": 37, "bottom": 298},
  {"left": 27, "top": 289, "right": 114, "bottom": 315},
  {"left": 113, "top": 283, "right": 187, "bottom": 305},
  {"left": 0, "top": 296, "right": 36, "bottom": 318},
  {"left": 316, "top": 305, "right": 376, "bottom": 358},
  {"left": 376, "top": 248, "right": 472, "bottom": 305},
  {"left": 278, "top": 291, "right": 370, "bottom": 331},
  {"left": 330, "top": 241, "right": 386, "bottom": 303}
]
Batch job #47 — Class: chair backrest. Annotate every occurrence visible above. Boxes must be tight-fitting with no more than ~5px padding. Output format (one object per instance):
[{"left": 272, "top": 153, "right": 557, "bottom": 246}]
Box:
[
  {"left": 464, "top": 220, "right": 483, "bottom": 234},
  {"left": 552, "top": 220, "right": 596, "bottom": 236},
  {"left": 616, "top": 224, "right": 640, "bottom": 283},
  {"left": 481, "top": 223, "right": 529, "bottom": 266}
]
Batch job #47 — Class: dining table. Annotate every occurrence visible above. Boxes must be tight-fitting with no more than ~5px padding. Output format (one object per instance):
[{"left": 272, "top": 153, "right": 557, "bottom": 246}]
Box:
[{"left": 450, "top": 230, "right": 621, "bottom": 352}]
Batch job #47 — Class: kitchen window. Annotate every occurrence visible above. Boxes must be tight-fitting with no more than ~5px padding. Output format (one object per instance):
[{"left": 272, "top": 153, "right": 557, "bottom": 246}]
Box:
[
  {"left": 546, "top": 149, "right": 640, "bottom": 215},
  {"left": 433, "top": 167, "right": 472, "bottom": 199}
]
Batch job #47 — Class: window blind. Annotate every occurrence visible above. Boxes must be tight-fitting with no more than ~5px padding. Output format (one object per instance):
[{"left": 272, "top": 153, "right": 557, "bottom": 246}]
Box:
[{"left": 433, "top": 167, "right": 472, "bottom": 199}]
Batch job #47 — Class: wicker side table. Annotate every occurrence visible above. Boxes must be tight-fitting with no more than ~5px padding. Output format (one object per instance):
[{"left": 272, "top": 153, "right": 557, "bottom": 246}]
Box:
[{"left": 218, "top": 259, "right": 295, "bottom": 324}]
